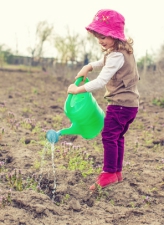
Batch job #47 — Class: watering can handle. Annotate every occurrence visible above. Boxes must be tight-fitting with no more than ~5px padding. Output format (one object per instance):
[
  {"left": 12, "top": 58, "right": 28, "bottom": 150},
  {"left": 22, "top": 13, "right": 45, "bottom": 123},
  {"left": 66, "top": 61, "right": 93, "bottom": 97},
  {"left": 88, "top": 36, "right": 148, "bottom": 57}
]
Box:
[
  {"left": 74, "top": 77, "right": 89, "bottom": 86},
  {"left": 65, "top": 77, "right": 89, "bottom": 111}
]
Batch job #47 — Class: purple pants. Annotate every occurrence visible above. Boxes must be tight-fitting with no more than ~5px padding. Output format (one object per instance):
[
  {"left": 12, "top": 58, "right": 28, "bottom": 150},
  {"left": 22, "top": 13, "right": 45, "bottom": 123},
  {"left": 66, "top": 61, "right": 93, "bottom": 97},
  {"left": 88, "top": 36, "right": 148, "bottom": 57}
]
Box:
[{"left": 102, "top": 105, "right": 138, "bottom": 173}]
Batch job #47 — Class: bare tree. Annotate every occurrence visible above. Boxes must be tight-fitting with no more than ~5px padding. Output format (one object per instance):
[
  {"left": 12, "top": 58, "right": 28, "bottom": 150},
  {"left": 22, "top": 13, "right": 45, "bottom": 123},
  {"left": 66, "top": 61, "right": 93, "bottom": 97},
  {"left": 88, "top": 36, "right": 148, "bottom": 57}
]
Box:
[
  {"left": 35, "top": 21, "right": 53, "bottom": 58},
  {"left": 54, "top": 27, "right": 82, "bottom": 64},
  {"left": 28, "top": 21, "right": 54, "bottom": 66}
]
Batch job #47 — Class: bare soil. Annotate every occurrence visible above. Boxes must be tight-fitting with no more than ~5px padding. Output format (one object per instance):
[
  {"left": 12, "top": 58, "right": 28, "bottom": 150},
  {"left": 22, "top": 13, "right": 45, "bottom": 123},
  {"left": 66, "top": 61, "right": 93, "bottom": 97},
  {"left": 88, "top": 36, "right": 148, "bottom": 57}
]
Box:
[{"left": 0, "top": 68, "right": 164, "bottom": 225}]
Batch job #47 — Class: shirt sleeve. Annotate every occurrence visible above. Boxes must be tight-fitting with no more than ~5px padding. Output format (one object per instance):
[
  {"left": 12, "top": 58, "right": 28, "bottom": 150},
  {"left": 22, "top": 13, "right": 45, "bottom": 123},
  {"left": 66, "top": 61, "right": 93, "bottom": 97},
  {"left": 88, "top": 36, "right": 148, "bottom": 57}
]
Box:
[
  {"left": 84, "top": 52, "right": 124, "bottom": 92},
  {"left": 89, "top": 58, "right": 104, "bottom": 71}
]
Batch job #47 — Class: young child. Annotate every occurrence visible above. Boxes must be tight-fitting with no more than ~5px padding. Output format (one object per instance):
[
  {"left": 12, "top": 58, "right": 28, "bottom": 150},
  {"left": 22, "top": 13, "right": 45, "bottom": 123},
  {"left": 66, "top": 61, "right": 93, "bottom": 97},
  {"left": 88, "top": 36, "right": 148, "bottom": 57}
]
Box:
[{"left": 67, "top": 9, "right": 140, "bottom": 190}]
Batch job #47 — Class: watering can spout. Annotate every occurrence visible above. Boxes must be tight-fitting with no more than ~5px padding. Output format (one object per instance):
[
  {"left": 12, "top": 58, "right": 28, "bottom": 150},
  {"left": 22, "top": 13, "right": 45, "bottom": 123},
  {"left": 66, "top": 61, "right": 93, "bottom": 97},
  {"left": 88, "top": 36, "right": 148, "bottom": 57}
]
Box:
[{"left": 60, "top": 124, "right": 80, "bottom": 136}]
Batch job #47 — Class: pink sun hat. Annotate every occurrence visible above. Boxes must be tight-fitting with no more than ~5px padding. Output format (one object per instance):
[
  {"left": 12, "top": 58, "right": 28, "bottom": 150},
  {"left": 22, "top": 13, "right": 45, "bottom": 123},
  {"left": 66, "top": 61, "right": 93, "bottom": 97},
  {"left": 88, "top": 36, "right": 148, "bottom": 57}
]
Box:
[{"left": 85, "top": 9, "right": 126, "bottom": 41}]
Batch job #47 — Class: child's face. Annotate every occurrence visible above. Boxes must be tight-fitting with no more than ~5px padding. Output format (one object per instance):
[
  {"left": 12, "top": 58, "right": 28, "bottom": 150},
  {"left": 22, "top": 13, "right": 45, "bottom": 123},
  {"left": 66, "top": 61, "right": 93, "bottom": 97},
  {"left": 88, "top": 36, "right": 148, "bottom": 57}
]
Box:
[{"left": 95, "top": 33, "right": 115, "bottom": 50}]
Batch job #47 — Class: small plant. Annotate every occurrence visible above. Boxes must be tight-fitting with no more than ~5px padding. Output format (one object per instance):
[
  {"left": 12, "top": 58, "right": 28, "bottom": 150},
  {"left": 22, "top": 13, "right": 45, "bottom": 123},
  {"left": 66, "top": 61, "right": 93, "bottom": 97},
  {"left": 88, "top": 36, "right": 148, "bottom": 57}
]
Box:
[
  {"left": 153, "top": 144, "right": 162, "bottom": 152},
  {"left": 91, "top": 141, "right": 102, "bottom": 152},
  {"left": 33, "top": 160, "right": 41, "bottom": 170},
  {"left": 21, "top": 118, "right": 36, "bottom": 130},
  {"left": 1, "top": 127, "right": 5, "bottom": 134},
  {"left": 152, "top": 98, "right": 164, "bottom": 107},
  {"left": 110, "top": 199, "right": 115, "bottom": 206},
  {"left": 6, "top": 170, "right": 43, "bottom": 193},
  {"left": 22, "top": 107, "right": 32, "bottom": 114},
  {"left": 0, "top": 189, "right": 12, "bottom": 208},
  {"left": 142, "top": 130, "right": 153, "bottom": 145},
  {"left": 57, "top": 142, "right": 95, "bottom": 177},
  {"left": 7, "top": 169, "right": 23, "bottom": 191},
  {"left": 25, "top": 174, "right": 43, "bottom": 193},
  {"left": 95, "top": 184, "right": 109, "bottom": 201},
  {"left": 67, "top": 153, "right": 94, "bottom": 177},
  {"left": 0, "top": 161, "right": 5, "bottom": 172},
  {"left": 7, "top": 111, "right": 16, "bottom": 129},
  {"left": 129, "top": 202, "right": 136, "bottom": 208},
  {"left": 62, "top": 193, "right": 70, "bottom": 204},
  {"left": 32, "top": 88, "right": 38, "bottom": 94},
  {"left": 52, "top": 114, "right": 63, "bottom": 127},
  {"left": 0, "top": 102, "right": 6, "bottom": 112},
  {"left": 142, "top": 195, "right": 152, "bottom": 206},
  {"left": 95, "top": 184, "right": 103, "bottom": 200}
]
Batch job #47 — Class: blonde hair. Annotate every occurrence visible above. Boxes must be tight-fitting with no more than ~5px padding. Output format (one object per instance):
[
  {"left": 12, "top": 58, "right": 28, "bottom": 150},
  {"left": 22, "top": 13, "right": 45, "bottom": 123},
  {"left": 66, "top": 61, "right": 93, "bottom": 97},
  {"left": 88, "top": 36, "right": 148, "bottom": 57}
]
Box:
[
  {"left": 106, "top": 38, "right": 134, "bottom": 54},
  {"left": 103, "top": 38, "right": 133, "bottom": 64},
  {"left": 90, "top": 31, "right": 133, "bottom": 55}
]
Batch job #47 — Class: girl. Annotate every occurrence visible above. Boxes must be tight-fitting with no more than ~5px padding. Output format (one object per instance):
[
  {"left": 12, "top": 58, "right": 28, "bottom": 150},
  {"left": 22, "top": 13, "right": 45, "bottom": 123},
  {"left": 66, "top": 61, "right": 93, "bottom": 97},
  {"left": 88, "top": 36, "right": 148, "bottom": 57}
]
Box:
[{"left": 67, "top": 9, "right": 140, "bottom": 190}]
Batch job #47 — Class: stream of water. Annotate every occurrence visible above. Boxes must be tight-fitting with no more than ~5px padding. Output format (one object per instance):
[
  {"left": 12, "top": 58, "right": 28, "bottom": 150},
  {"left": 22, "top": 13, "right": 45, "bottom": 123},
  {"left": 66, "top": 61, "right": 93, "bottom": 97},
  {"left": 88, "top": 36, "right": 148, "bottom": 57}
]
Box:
[
  {"left": 51, "top": 143, "right": 56, "bottom": 200},
  {"left": 39, "top": 141, "right": 56, "bottom": 199}
]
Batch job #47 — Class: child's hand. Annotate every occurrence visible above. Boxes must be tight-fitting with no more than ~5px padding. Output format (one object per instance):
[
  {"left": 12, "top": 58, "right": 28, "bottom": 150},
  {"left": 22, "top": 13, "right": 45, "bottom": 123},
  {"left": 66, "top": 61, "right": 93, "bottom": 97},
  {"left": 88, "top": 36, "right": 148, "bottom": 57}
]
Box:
[
  {"left": 67, "top": 84, "right": 78, "bottom": 94},
  {"left": 67, "top": 84, "right": 86, "bottom": 94},
  {"left": 75, "top": 64, "right": 92, "bottom": 81}
]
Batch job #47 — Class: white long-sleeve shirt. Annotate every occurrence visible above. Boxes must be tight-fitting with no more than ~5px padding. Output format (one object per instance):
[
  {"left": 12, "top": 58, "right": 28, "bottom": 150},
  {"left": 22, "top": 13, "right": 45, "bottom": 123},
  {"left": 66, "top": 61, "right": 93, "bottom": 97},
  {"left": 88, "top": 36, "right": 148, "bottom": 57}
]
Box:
[{"left": 84, "top": 52, "right": 124, "bottom": 92}]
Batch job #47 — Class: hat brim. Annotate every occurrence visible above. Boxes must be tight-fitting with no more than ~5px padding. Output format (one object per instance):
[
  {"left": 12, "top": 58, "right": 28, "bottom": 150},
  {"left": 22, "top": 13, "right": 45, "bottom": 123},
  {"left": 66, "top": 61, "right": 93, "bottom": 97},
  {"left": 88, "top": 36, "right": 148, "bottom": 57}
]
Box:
[{"left": 85, "top": 24, "right": 126, "bottom": 41}]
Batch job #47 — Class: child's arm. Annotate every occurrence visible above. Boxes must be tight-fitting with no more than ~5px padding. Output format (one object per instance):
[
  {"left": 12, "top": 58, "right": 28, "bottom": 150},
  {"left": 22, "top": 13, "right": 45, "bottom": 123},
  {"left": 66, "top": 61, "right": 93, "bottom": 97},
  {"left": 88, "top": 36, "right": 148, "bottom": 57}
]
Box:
[
  {"left": 67, "top": 63, "right": 93, "bottom": 94},
  {"left": 75, "top": 64, "right": 93, "bottom": 81},
  {"left": 75, "top": 58, "right": 104, "bottom": 81}
]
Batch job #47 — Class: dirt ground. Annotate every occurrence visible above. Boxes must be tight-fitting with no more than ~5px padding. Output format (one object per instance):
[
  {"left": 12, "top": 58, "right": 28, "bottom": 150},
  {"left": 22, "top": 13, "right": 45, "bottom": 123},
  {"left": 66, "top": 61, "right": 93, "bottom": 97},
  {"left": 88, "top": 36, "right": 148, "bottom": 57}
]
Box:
[{"left": 0, "top": 67, "right": 164, "bottom": 225}]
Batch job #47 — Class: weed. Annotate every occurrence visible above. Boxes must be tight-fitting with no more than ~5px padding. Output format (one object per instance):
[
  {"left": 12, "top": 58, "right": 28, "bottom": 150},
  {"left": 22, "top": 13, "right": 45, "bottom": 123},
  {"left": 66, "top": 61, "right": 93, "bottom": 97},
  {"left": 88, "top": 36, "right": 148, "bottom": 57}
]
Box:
[
  {"left": 0, "top": 104, "right": 6, "bottom": 112},
  {"left": 142, "top": 130, "right": 153, "bottom": 145},
  {"left": 142, "top": 195, "right": 152, "bottom": 206},
  {"left": 6, "top": 111, "right": 16, "bottom": 129},
  {"left": 52, "top": 114, "right": 63, "bottom": 127},
  {"left": 0, "top": 189, "right": 12, "bottom": 208},
  {"left": 6, "top": 169, "right": 23, "bottom": 191},
  {"left": 19, "top": 137, "right": 25, "bottom": 144},
  {"left": 5, "top": 170, "right": 43, "bottom": 193},
  {"left": 94, "top": 184, "right": 109, "bottom": 201},
  {"left": 148, "top": 187, "right": 158, "bottom": 193},
  {"left": 57, "top": 142, "right": 95, "bottom": 177},
  {"left": 152, "top": 98, "right": 164, "bottom": 107},
  {"left": 21, "top": 118, "right": 36, "bottom": 130},
  {"left": 91, "top": 141, "right": 102, "bottom": 152},
  {"left": 25, "top": 175, "right": 43, "bottom": 193},
  {"left": 62, "top": 193, "right": 70, "bottom": 204},
  {"left": 33, "top": 160, "right": 41, "bottom": 170},
  {"left": 110, "top": 199, "right": 115, "bottom": 206},
  {"left": 131, "top": 120, "right": 144, "bottom": 129},
  {"left": 0, "top": 161, "right": 5, "bottom": 173},
  {"left": 67, "top": 154, "right": 94, "bottom": 177},
  {"left": 32, "top": 88, "right": 38, "bottom": 94},
  {"left": 22, "top": 107, "right": 32, "bottom": 114},
  {"left": 32, "top": 122, "right": 41, "bottom": 134},
  {"left": 153, "top": 144, "right": 162, "bottom": 152}
]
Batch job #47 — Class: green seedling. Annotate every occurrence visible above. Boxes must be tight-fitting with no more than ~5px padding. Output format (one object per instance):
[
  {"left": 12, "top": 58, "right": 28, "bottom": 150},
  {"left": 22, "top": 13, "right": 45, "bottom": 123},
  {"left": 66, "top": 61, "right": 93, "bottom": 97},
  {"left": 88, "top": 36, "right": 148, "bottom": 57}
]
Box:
[
  {"left": 62, "top": 193, "right": 70, "bottom": 204},
  {"left": 6, "top": 169, "right": 43, "bottom": 193},
  {"left": 152, "top": 98, "right": 164, "bottom": 107},
  {"left": 7, "top": 169, "right": 23, "bottom": 191},
  {"left": 33, "top": 160, "right": 41, "bottom": 170},
  {"left": 0, "top": 161, "right": 6, "bottom": 173},
  {"left": 110, "top": 199, "right": 115, "bottom": 206},
  {"left": 142, "top": 195, "right": 152, "bottom": 206},
  {"left": 0, "top": 190, "right": 12, "bottom": 208},
  {"left": 95, "top": 184, "right": 109, "bottom": 201}
]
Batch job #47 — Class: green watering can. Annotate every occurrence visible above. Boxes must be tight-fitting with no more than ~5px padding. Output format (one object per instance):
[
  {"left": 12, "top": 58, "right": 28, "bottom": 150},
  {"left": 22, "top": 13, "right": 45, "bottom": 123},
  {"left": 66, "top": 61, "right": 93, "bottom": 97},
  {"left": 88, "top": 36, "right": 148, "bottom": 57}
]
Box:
[{"left": 46, "top": 77, "right": 105, "bottom": 143}]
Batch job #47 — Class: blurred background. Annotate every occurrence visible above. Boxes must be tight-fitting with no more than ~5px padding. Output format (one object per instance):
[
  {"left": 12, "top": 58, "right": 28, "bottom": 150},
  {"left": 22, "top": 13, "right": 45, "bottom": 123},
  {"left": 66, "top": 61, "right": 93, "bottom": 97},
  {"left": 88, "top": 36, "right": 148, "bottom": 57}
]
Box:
[{"left": 0, "top": 0, "right": 164, "bottom": 76}]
